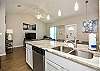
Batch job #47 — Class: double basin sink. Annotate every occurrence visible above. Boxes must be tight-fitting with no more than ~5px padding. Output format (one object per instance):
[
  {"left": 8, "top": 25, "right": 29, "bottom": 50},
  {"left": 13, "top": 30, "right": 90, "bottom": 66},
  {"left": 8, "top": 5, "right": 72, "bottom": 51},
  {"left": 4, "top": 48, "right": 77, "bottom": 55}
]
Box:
[{"left": 52, "top": 46, "right": 93, "bottom": 59}]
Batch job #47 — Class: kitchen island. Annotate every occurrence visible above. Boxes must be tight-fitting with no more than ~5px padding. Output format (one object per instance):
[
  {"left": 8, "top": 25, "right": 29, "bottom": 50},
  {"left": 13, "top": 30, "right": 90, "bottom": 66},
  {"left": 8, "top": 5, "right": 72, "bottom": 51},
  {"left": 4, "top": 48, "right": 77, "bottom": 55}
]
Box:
[{"left": 25, "top": 40, "right": 100, "bottom": 71}]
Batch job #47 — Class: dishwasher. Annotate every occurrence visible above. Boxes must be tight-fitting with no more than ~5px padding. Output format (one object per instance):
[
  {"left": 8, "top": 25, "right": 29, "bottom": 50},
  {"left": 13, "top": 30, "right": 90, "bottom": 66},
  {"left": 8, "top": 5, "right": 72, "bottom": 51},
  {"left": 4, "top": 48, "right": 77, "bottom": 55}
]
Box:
[{"left": 33, "top": 46, "right": 45, "bottom": 71}]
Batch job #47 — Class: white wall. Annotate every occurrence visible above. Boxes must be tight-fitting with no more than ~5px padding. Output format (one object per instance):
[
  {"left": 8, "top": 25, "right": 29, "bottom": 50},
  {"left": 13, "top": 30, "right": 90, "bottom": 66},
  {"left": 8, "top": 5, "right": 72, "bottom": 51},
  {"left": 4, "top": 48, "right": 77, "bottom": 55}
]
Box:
[
  {"left": 6, "top": 14, "right": 46, "bottom": 47},
  {"left": 36, "top": 21, "right": 46, "bottom": 39},
  {"left": 0, "top": 0, "right": 6, "bottom": 55}
]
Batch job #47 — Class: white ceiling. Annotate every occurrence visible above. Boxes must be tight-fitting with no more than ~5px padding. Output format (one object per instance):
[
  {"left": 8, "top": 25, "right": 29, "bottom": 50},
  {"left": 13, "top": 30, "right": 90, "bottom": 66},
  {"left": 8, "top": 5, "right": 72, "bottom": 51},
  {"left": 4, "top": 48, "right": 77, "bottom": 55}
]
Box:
[{"left": 6, "top": 0, "right": 99, "bottom": 23}]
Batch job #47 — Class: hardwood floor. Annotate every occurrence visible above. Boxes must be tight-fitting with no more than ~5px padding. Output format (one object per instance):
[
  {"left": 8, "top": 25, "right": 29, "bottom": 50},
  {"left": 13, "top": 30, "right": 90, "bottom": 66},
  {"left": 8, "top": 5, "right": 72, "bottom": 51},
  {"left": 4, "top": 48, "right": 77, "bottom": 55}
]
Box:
[{"left": 0, "top": 47, "right": 32, "bottom": 71}]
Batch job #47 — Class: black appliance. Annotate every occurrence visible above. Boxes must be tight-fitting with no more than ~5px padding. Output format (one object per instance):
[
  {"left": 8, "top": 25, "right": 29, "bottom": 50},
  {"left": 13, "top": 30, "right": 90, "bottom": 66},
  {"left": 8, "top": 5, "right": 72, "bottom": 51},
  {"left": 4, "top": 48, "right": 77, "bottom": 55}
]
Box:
[
  {"left": 25, "top": 33, "right": 36, "bottom": 40},
  {"left": 33, "top": 46, "right": 45, "bottom": 71}
]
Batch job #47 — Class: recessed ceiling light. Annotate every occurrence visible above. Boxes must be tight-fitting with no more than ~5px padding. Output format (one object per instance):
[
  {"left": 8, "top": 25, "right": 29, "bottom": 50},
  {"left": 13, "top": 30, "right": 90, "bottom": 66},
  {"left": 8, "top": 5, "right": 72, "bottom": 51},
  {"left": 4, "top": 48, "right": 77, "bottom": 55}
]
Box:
[
  {"left": 74, "top": 1, "right": 79, "bottom": 11},
  {"left": 47, "top": 15, "right": 50, "bottom": 20},
  {"left": 58, "top": 9, "right": 62, "bottom": 16},
  {"left": 17, "top": 5, "right": 21, "bottom": 7}
]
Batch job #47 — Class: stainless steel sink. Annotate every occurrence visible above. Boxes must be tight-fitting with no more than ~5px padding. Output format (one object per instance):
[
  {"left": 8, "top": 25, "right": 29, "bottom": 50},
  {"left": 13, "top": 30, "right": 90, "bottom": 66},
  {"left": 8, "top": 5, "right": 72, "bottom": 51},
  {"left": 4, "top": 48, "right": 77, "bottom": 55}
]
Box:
[
  {"left": 69, "top": 50, "right": 93, "bottom": 59},
  {"left": 52, "top": 46, "right": 93, "bottom": 59},
  {"left": 52, "top": 46, "right": 73, "bottom": 53}
]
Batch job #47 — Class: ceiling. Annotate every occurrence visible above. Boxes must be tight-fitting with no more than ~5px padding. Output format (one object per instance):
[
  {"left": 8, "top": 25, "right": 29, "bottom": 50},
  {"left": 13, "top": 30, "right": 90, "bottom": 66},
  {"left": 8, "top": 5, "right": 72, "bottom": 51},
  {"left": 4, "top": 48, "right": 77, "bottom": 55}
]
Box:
[{"left": 6, "top": 0, "right": 99, "bottom": 23}]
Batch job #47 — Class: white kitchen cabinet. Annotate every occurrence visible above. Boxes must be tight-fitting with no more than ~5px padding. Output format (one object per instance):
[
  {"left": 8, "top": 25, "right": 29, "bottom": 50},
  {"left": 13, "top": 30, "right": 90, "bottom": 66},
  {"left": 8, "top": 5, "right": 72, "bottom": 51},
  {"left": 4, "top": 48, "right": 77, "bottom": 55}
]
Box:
[
  {"left": 26, "top": 44, "right": 33, "bottom": 69},
  {"left": 45, "top": 51, "right": 98, "bottom": 71}
]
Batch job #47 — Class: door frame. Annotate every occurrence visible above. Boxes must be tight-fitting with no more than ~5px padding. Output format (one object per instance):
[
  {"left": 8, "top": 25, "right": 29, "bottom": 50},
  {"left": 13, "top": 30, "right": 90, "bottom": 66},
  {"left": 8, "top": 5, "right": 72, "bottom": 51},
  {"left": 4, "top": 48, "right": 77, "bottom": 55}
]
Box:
[{"left": 65, "top": 24, "right": 77, "bottom": 41}]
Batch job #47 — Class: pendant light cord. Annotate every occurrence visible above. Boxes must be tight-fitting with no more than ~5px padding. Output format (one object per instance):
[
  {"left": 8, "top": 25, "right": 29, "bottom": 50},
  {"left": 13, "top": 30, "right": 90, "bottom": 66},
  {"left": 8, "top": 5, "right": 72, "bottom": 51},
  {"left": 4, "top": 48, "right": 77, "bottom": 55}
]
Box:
[{"left": 85, "top": 0, "right": 88, "bottom": 20}]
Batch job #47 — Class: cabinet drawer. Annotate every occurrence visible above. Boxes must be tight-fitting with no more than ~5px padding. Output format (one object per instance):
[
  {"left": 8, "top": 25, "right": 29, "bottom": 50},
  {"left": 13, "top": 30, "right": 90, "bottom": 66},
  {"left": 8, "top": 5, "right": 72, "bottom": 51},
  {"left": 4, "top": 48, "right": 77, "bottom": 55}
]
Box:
[
  {"left": 46, "top": 59, "right": 68, "bottom": 71},
  {"left": 47, "top": 59, "right": 62, "bottom": 70},
  {"left": 45, "top": 51, "right": 67, "bottom": 68}
]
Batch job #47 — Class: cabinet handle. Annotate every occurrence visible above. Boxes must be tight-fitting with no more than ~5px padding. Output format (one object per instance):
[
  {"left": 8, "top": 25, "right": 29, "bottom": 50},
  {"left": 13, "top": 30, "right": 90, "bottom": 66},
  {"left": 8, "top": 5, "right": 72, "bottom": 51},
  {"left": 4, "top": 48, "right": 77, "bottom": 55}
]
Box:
[
  {"left": 47, "top": 62, "right": 59, "bottom": 70},
  {"left": 61, "top": 68, "right": 69, "bottom": 71},
  {"left": 47, "top": 59, "right": 65, "bottom": 69}
]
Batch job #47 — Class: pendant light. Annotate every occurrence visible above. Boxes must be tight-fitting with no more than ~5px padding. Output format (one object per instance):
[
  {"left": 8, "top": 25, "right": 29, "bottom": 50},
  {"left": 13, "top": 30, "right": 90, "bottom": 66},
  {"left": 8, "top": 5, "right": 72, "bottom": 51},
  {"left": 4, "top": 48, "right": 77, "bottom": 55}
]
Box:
[
  {"left": 36, "top": 14, "right": 42, "bottom": 19},
  {"left": 85, "top": 0, "right": 88, "bottom": 21},
  {"left": 83, "top": 0, "right": 89, "bottom": 32},
  {"left": 47, "top": 14, "right": 50, "bottom": 20},
  {"left": 58, "top": 9, "right": 62, "bottom": 16},
  {"left": 36, "top": 8, "right": 42, "bottom": 19},
  {"left": 74, "top": 0, "right": 79, "bottom": 11}
]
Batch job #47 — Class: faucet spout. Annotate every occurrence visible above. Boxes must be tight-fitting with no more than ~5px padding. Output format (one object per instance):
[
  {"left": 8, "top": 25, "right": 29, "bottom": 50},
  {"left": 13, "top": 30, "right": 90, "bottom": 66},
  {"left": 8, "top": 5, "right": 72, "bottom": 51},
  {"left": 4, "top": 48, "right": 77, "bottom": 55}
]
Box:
[{"left": 68, "top": 39, "right": 77, "bottom": 48}]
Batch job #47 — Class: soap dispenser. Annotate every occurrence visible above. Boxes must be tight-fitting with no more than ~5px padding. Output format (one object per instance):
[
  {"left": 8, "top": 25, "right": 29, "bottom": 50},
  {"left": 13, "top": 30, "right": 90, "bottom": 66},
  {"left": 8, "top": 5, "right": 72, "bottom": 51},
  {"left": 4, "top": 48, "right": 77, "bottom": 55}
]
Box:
[{"left": 89, "top": 33, "right": 96, "bottom": 50}]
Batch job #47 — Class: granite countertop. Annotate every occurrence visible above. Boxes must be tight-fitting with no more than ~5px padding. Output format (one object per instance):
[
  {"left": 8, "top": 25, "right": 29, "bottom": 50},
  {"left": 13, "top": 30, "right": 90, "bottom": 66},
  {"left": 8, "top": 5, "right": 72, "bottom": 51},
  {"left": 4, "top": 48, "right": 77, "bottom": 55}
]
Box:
[
  {"left": 26, "top": 40, "right": 100, "bottom": 70},
  {"left": 26, "top": 40, "right": 65, "bottom": 49}
]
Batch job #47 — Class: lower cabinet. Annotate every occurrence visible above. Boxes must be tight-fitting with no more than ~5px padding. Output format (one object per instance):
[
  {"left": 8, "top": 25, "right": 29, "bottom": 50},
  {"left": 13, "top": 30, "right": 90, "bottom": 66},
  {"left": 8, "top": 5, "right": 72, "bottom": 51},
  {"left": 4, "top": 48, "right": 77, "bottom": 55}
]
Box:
[
  {"left": 25, "top": 46, "right": 99, "bottom": 71},
  {"left": 45, "top": 51, "right": 98, "bottom": 71},
  {"left": 26, "top": 44, "right": 33, "bottom": 69}
]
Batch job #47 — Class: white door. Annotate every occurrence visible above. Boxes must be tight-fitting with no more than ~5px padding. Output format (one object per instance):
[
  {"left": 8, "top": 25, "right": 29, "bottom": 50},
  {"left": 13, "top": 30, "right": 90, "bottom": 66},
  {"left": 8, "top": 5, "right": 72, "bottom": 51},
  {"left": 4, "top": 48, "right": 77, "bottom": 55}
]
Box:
[{"left": 65, "top": 24, "right": 77, "bottom": 41}]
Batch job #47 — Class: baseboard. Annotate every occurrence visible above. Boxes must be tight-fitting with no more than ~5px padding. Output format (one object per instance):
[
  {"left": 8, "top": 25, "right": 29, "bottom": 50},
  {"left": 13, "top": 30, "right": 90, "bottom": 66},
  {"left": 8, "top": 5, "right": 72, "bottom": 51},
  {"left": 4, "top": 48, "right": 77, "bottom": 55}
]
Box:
[
  {"left": 14, "top": 45, "right": 24, "bottom": 48},
  {"left": 0, "top": 53, "right": 6, "bottom": 56}
]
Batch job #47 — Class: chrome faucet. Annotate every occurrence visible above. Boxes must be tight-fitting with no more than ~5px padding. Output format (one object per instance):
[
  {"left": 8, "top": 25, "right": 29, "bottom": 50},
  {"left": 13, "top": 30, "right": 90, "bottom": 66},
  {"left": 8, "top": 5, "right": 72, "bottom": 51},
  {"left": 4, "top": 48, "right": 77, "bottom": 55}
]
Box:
[{"left": 69, "top": 40, "right": 77, "bottom": 48}]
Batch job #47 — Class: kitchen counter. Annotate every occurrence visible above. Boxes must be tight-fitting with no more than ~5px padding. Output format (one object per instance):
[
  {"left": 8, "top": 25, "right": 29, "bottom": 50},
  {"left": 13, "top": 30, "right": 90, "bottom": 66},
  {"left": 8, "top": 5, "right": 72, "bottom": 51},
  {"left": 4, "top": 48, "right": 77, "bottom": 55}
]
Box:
[
  {"left": 26, "top": 40, "right": 65, "bottom": 49},
  {"left": 26, "top": 40, "right": 100, "bottom": 70}
]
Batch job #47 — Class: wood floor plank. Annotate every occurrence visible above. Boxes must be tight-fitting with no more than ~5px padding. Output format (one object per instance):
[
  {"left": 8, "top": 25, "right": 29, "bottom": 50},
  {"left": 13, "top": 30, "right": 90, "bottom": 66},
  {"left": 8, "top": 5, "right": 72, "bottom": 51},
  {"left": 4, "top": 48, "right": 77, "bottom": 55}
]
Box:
[{"left": 0, "top": 47, "right": 32, "bottom": 71}]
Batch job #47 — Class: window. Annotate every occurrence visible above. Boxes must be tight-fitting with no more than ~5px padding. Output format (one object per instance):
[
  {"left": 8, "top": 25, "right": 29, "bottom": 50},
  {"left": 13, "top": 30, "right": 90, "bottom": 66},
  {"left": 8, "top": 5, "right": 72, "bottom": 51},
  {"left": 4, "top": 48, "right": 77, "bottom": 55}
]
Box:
[{"left": 50, "top": 26, "right": 57, "bottom": 40}]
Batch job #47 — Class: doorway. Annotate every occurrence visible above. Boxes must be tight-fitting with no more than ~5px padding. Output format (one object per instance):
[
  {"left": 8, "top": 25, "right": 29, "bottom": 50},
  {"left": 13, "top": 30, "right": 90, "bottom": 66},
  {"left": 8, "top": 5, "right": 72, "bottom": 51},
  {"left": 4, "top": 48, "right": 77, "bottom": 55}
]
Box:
[
  {"left": 65, "top": 24, "right": 77, "bottom": 41},
  {"left": 50, "top": 26, "right": 57, "bottom": 40}
]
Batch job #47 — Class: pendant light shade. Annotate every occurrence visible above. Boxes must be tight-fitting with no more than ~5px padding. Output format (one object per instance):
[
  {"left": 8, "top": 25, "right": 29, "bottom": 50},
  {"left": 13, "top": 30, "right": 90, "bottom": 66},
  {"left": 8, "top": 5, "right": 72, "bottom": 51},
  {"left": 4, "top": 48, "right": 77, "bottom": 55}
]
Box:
[
  {"left": 47, "top": 14, "right": 50, "bottom": 20},
  {"left": 74, "top": 1, "right": 79, "bottom": 11},
  {"left": 58, "top": 9, "right": 62, "bottom": 16},
  {"left": 36, "top": 14, "right": 41, "bottom": 19},
  {"left": 85, "top": 0, "right": 88, "bottom": 20}
]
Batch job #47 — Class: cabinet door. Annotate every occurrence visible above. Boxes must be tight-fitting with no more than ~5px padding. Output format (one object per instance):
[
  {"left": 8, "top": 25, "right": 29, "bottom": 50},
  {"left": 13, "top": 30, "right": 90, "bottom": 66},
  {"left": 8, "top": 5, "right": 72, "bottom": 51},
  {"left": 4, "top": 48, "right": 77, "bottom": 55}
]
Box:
[
  {"left": 26, "top": 44, "right": 29, "bottom": 63},
  {"left": 26, "top": 44, "right": 33, "bottom": 69},
  {"left": 26, "top": 47, "right": 31, "bottom": 65},
  {"left": 29, "top": 46, "right": 33, "bottom": 69}
]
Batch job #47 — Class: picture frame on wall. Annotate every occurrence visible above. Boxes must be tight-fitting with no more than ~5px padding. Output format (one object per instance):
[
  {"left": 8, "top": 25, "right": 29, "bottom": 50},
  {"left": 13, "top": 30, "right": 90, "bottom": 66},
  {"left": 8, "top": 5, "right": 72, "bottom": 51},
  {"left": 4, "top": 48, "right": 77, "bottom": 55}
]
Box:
[
  {"left": 23, "top": 23, "right": 36, "bottom": 30},
  {"left": 82, "top": 20, "right": 97, "bottom": 33},
  {"left": 23, "top": 23, "right": 28, "bottom": 30}
]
